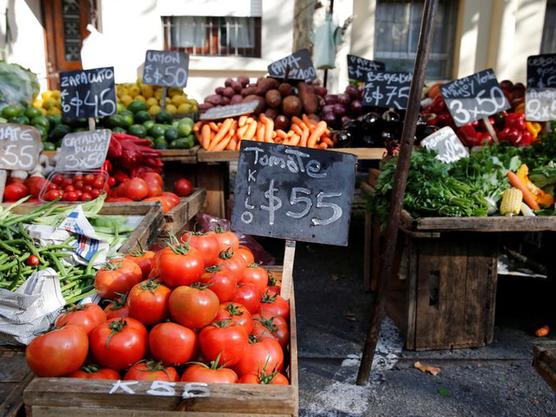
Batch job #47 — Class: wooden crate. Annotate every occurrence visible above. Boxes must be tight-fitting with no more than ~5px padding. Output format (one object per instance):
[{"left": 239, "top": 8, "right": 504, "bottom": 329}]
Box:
[
  {"left": 103, "top": 189, "right": 206, "bottom": 236},
  {"left": 533, "top": 341, "right": 556, "bottom": 392},
  {"left": 23, "top": 267, "right": 299, "bottom": 417},
  {"left": 0, "top": 347, "right": 33, "bottom": 417}
]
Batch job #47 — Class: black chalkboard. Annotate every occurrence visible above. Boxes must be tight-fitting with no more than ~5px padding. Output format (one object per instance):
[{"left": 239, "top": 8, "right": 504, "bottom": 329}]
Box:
[
  {"left": 60, "top": 67, "right": 117, "bottom": 119},
  {"left": 363, "top": 71, "right": 412, "bottom": 109},
  {"left": 143, "top": 50, "right": 189, "bottom": 88},
  {"left": 527, "top": 53, "right": 556, "bottom": 88},
  {"left": 200, "top": 101, "right": 258, "bottom": 121},
  {"left": 440, "top": 68, "right": 510, "bottom": 127},
  {"left": 55, "top": 129, "right": 111, "bottom": 171},
  {"left": 347, "top": 54, "right": 385, "bottom": 82},
  {"left": 231, "top": 142, "right": 356, "bottom": 246},
  {"left": 0, "top": 124, "right": 42, "bottom": 170},
  {"left": 526, "top": 54, "right": 556, "bottom": 121},
  {"left": 267, "top": 49, "right": 317, "bottom": 82}
]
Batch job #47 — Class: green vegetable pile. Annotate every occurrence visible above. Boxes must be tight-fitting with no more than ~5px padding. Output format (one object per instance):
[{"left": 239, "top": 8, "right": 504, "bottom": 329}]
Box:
[{"left": 372, "top": 130, "right": 556, "bottom": 219}]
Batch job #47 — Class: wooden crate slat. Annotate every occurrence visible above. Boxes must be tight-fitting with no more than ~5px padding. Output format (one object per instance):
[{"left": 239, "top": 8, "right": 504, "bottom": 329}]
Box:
[{"left": 28, "top": 407, "right": 292, "bottom": 417}]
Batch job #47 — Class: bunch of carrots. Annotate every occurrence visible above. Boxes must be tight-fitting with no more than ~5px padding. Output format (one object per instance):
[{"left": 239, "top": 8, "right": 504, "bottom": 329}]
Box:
[{"left": 193, "top": 114, "right": 334, "bottom": 151}]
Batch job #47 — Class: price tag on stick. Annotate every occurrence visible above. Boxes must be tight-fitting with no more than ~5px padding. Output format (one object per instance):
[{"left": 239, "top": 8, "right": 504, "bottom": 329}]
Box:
[
  {"left": 143, "top": 50, "right": 190, "bottom": 88},
  {"left": 55, "top": 130, "right": 111, "bottom": 171},
  {"left": 231, "top": 142, "right": 356, "bottom": 246},
  {"left": 347, "top": 54, "right": 385, "bottom": 82},
  {"left": 526, "top": 54, "right": 556, "bottom": 121},
  {"left": 363, "top": 71, "right": 412, "bottom": 110},
  {"left": 60, "top": 67, "right": 117, "bottom": 120},
  {"left": 421, "top": 126, "right": 469, "bottom": 163},
  {"left": 267, "top": 49, "right": 317, "bottom": 82},
  {"left": 441, "top": 68, "right": 510, "bottom": 127}
]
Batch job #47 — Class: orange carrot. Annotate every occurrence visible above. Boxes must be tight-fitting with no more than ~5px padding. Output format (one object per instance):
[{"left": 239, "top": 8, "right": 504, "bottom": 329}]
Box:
[
  {"left": 322, "top": 136, "right": 334, "bottom": 147},
  {"left": 507, "top": 171, "right": 540, "bottom": 210},
  {"left": 263, "top": 117, "right": 274, "bottom": 142},
  {"left": 211, "top": 118, "right": 233, "bottom": 148},
  {"left": 201, "top": 124, "right": 212, "bottom": 149},
  {"left": 213, "top": 136, "right": 231, "bottom": 151},
  {"left": 300, "top": 126, "right": 310, "bottom": 147},
  {"left": 291, "top": 116, "right": 304, "bottom": 127},
  {"left": 307, "top": 121, "right": 327, "bottom": 148},
  {"left": 239, "top": 115, "right": 248, "bottom": 127},
  {"left": 193, "top": 121, "right": 202, "bottom": 132},
  {"left": 256, "top": 122, "right": 265, "bottom": 142},
  {"left": 302, "top": 114, "right": 316, "bottom": 129},
  {"left": 275, "top": 129, "right": 288, "bottom": 140},
  {"left": 289, "top": 134, "right": 301, "bottom": 146},
  {"left": 244, "top": 121, "right": 257, "bottom": 140},
  {"left": 317, "top": 142, "right": 328, "bottom": 149},
  {"left": 292, "top": 124, "right": 303, "bottom": 136},
  {"left": 237, "top": 124, "right": 249, "bottom": 138},
  {"left": 209, "top": 122, "right": 219, "bottom": 132},
  {"left": 227, "top": 138, "right": 237, "bottom": 150}
]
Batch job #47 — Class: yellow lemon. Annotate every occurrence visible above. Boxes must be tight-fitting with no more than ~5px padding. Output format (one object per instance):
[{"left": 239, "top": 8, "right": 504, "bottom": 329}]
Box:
[
  {"left": 50, "top": 90, "right": 61, "bottom": 99},
  {"left": 41, "top": 91, "right": 52, "bottom": 101},
  {"left": 171, "top": 95, "right": 187, "bottom": 106},
  {"left": 166, "top": 103, "right": 177, "bottom": 115},
  {"left": 48, "top": 107, "right": 61, "bottom": 116},
  {"left": 134, "top": 95, "right": 146, "bottom": 102},
  {"left": 43, "top": 98, "right": 57, "bottom": 110},
  {"left": 154, "top": 90, "right": 163, "bottom": 100},
  {"left": 32, "top": 99, "right": 42, "bottom": 109},
  {"left": 142, "top": 85, "right": 154, "bottom": 99},
  {"left": 128, "top": 85, "right": 140, "bottom": 97},
  {"left": 120, "top": 94, "right": 133, "bottom": 107},
  {"left": 148, "top": 105, "right": 161, "bottom": 116},
  {"left": 146, "top": 97, "right": 158, "bottom": 107},
  {"left": 177, "top": 103, "right": 191, "bottom": 114}
]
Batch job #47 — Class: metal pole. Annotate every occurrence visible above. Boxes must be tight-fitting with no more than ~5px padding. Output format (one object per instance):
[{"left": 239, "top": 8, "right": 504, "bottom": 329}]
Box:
[{"left": 356, "top": 0, "right": 439, "bottom": 386}]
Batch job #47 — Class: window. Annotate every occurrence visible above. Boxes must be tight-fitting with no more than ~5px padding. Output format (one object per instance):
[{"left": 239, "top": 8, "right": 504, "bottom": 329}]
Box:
[
  {"left": 541, "top": 0, "right": 556, "bottom": 53},
  {"left": 374, "top": 0, "right": 458, "bottom": 79},
  {"left": 163, "top": 16, "right": 261, "bottom": 58}
]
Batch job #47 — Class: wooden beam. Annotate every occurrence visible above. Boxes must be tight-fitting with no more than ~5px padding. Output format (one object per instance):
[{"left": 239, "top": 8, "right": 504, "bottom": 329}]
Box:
[{"left": 356, "top": 0, "right": 439, "bottom": 385}]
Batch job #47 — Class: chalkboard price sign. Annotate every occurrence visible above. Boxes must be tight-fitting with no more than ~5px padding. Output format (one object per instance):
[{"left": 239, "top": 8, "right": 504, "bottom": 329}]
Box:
[
  {"left": 363, "top": 71, "right": 412, "bottom": 109},
  {"left": 421, "top": 126, "right": 468, "bottom": 164},
  {"left": 55, "top": 129, "right": 111, "bottom": 171},
  {"left": 347, "top": 54, "right": 385, "bottom": 82},
  {"left": 0, "top": 124, "right": 42, "bottom": 170},
  {"left": 231, "top": 142, "right": 356, "bottom": 246},
  {"left": 440, "top": 68, "right": 510, "bottom": 127},
  {"left": 526, "top": 54, "right": 556, "bottom": 121},
  {"left": 143, "top": 50, "right": 190, "bottom": 88},
  {"left": 267, "top": 49, "right": 317, "bottom": 82},
  {"left": 200, "top": 101, "right": 258, "bottom": 121},
  {"left": 60, "top": 67, "right": 117, "bottom": 119}
]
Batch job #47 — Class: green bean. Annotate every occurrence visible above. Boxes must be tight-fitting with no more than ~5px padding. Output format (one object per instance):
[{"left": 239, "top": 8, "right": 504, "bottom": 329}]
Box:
[
  {"left": 0, "top": 241, "right": 21, "bottom": 255},
  {"left": 46, "top": 253, "right": 66, "bottom": 275}
]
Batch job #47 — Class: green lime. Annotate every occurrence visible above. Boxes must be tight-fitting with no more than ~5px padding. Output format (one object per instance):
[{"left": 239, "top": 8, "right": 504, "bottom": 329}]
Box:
[
  {"left": 180, "top": 117, "right": 194, "bottom": 127},
  {"left": 25, "top": 107, "right": 42, "bottom": 119},
  {"left": 106, "top": 114, "right": 123, "bottom": 128},
  {"left": 153, "top": 135, "right": 167, "bottom": 149},
  {"left": 127, "top": 100, "right": 148, "bottom": 113},
  {"left": 177, "top": 122, "right": 192, "bottom": 137},
  {"left": 172, "top": 120, "right": 180, "bottom": 128},
  {"left": 143, "top": 120, "right": 155, "bottom": 130},
  {"left": 129, "top": 124, "right": 147, "bottom": 137},
  {"left": 31, "top": 115, "right": 50, "bottom": 130},
  {"left": 48, "top": 115, "right": 62, "bottom": 126},
  {"left": 169, "top": 136, "right": 194, "bottom": 149},
  {"left": 156, "top": 110, "right": 173, "bottom": 124},
  {"left": 2, "top": 105, "right": 25, "bottom": 119},
  {"left": 48, "top": 124, "right": 71, "bottom": 141},
  {"left": 148, "top": 124, "right": 165, "bottom": 138},
  {"left": 165, "top": 127, "right": 179, "bottom": 141},
  {"left": 9, "top": 115, "right": 30, "bottom": 125},
  {"left": 135, "top": 110, "right": 151, "bottom": 124},
  {"left": 119, "top": 112, "right": 134, "bottom": 128},
  {"left": 112, "top": 127, "right": 127, "bottom": 133},
  {"left": 42, "top": 141, "right": 56, "bottom": 151},
  {"left": 117, "top": 103, "right": 125, "bottom": 113},
  {"left": 34, "top": 125, "right": 48, "bottom": 140}
]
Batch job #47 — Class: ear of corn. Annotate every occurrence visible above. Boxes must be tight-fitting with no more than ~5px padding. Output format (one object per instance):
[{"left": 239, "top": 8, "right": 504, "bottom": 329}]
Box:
[{"left": 500, "top": 188, "right": 523, "bottom": 216}]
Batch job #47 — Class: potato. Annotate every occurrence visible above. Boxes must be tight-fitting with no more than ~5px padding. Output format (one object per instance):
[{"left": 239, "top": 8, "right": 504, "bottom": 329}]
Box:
[
  {"left": 256, "top": 78, "right": 280, "bottom": 96},
  {"left": 243, "top": 95, "right": 266, "bottom": 114},
  {"left": 264, "top": 108, "right": 279, "bottom": 120},
  {"left": 274, "top": 115, "right": 289, "bottom": 131},
  {"left": 222, "top": 87, "right": 235, "bottom": 98},
  {"left": 297, "top": 82, "right": 314, "bottom": 94},
  {"left": 241, "top": 86, "right": 257, "bottom": 97},
  {"left": 198, "top": 103, "right": 214, "bottom": 112},
  {"left": 282, "top": 95, "right": 302, "bottom": 116},
  {"left": 224, "top": 78, "right": 233, "bottom": 87},
  {"left": 238, "top": 76, "right": 250, "bottom": 87},
  {"left": 205, "top": 94, "right": 222, "bottom": 106},
  {"left": 231, "top": 80, "right": 242, "bottom": 93},
  {"left": 221, "top": 96, "right": 230, "bottom": 105},
  {"left": 278, "top": 82, "right": 294, "bottom": 97},
  {"left": 265, "top": 89, "right": 282, "bottom": 108},
  {"left": 215, "top": 87, "right": 225, "bottom": 95},
  {"left": 231, "top": 94, "right": 243, "bottom": 104},
  {"left": 299, "top": 90, "right": 319, "bottom": 114}
]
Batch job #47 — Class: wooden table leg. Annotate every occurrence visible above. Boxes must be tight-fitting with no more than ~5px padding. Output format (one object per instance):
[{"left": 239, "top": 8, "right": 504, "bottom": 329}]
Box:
[
  {"left": 196, "top": 162, "right": 227, "bottom": 218},
  {"left": 364, "top": 211, "right": 372, "bottom": 291}
]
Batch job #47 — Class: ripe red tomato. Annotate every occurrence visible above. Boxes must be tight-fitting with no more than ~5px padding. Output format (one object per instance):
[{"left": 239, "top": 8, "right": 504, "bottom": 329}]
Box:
[
  {"left": 24, "top": 176, "right": 47, "bottom": 197},
  {"left": 199, "top": 320, "right": 249, "bottom": 366},
  {"left": 213, "top": 230, "right": 240, "bottom": 252},
  {"left": 52, "top": 174, "right": 65, "bottom": 185},
  {"left": 125, "top": 250, "right": 156, "bottom": 279},
  {"left": 140, "top": 172, "right": 164, "bottom": 188},
  {"left": 236, "top": 246, "right": 255, "bottom": 265},
  {"left": 106, "top": 196, "right": 133, "bottom": 203},
  {"left": 55, "top": 303, "right": 106, "bottom": 334},
  {"left": 68, "top": 365, "right": 120, "bottom": 380},
  {"left": 215, "top": 302, "right": 253, "bottom": 334},
  {"left": 161, "top": 192, "right": 180, "bottom": 207},
  {"left": 152, "top": 245, "right": 205, "bottom": 288},
  {"left": 43, "top": 189, "right": 62, "bottom": 201},
  {"left": 145, "top": 181, "right": 163, "bottom": 197},
  {"left": 73, "top": 180, "right": 84, "bottom": 190},
  {"left": 124, "top": 361, "right": 178, "bottom": 382},
  {"left": 81, "top": 192, "right": 92, "bottom": 201},
  {"left": 239, "top": 371, "right": 288, "bottom": 385},
  {"left": 216, "top": 249, "right": 247, "bottom": 281},
  {"left": 199, "top": 265, "right": 237, "bottom": 303},
  {"left": 174, "top": 177, "right": 193, "bottom": 197},
  {"left": 128, "top": 279, "right": 171, "bottom": 325},
  {"left": 26, "top": 325, "right": 88, "bottom": 377},
  {"left": 123, "top": 178, "right": 149, "bottom": 201},
  {"left": 89, "top": 318, "right": 148, "bottom": 370},
  {"left": 84, "top": 174, "right": 95, "bottom": 185},
  {"left": 83, "top": 185, "right": 93, "bottom": 193},
  {"left": 259, "top": 292, "right": 290, "bottom": 320},
  {"left": 63, "top": 177, "right": 73, "bottom": 187},
  {"left": 235, "top": 338, "right": 284, "bottom": 376},
  {"left": 90, "top": 189, "right": 101, "bottom": 199},
  {"left": 94, "top": 258, "right": 143, "bottom": 299},
  {"left": 64, "top": 191, "right": 78, "bottom": 201},
  {"left": 92, "top": 177, "right": 105, "bottom": 190},
  {"left": 232, "top": 283, "right": 261, "bottom": 314},
  {"left": 252, "top": 314, "right": 289, "bottom": 348},
  {"left": 149, "top": 322, "right": 197, "bottom": 366},
  {"left": 168, "top": 285, "right": 219, "bottom": 329},
  {"left": 104, "top": 293, "right": 129, "bottom": 320},
  {"left": 240, "top": 265, "right": 269, "bottom": 294},
  {"left": 180, "top": 232, "right": 220, "bottom": 266},
  {"left": 181, "top": 364, "right": 238, "bottom": 384},
  {"left": 142, "top": 196, "right": 173, "bottom": 213}
]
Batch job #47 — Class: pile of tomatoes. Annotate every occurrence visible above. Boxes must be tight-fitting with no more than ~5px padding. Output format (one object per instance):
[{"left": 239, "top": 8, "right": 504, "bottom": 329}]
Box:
[
  {"left": 39, "top": 172, "right": 109, "bottom": 202},
  {"left": 26, "top": 229, "right": 290, "bottom": 386}
]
